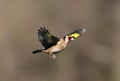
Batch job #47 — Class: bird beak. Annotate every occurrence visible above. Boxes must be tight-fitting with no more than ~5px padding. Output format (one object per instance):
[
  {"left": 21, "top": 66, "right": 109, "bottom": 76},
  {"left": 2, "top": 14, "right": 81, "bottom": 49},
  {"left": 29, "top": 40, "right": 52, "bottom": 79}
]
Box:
[{"left": 71, "top": 37, "right": 75, "bottom": 40}]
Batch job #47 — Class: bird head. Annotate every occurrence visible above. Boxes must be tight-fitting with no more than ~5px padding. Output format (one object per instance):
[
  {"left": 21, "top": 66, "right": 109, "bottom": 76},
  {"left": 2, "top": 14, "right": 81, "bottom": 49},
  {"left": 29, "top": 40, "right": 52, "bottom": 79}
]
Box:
[
  {"left": 63, "top": 36, "right": 71, "bottom": 44},
  {"left": 63, "top": 34, "right": 79, "bottom": 44}
]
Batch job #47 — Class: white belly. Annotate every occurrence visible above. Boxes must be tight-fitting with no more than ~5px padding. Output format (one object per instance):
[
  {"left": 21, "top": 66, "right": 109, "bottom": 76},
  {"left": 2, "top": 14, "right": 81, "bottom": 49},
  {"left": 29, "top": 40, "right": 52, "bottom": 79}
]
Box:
[
  {"left": 48, "top": 45, "right": 66, "bottom": 53},
  {"left": 51, "top": 47, "right": 61, "bottom": 53},
  {"left": 45, "top": 39, "right": 68, "bottom": 54}
]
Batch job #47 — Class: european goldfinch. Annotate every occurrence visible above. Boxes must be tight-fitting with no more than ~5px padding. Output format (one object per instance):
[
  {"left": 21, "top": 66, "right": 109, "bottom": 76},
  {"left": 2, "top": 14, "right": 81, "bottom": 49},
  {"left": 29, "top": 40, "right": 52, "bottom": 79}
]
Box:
[{"left": 33, "top": 27, "right": 86, "bottom": 60}]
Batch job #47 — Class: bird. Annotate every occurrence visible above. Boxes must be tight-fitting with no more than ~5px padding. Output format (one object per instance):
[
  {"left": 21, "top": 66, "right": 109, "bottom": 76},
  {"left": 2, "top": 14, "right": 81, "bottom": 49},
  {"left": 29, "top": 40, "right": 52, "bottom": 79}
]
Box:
[{"left": 32, "top": 27, "right": 86, "bottom": 60}]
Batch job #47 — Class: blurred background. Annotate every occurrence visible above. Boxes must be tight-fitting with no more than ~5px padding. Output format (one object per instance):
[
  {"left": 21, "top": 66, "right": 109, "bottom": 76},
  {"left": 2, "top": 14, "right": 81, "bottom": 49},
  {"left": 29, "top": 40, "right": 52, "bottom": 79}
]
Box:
[{"left": 0, "top": 0, "right": 120, "bottom": 81}]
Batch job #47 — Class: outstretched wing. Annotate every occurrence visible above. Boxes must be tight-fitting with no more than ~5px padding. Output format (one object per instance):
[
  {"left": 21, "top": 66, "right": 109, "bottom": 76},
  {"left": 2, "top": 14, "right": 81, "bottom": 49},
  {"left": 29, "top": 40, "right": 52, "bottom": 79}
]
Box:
[
  {"left": 67, "top": 28, "right": 86, "bottom": 39},
  {"left": 38, "top": 27, "right": 60, "bottom": 49}
]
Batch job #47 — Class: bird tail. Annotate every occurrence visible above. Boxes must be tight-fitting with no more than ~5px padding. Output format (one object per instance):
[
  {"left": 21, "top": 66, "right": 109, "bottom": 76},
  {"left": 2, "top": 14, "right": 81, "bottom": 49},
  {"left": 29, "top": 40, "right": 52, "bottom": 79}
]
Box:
[{"left": 32, "top": 49, "right": 43, "bottom": 54}]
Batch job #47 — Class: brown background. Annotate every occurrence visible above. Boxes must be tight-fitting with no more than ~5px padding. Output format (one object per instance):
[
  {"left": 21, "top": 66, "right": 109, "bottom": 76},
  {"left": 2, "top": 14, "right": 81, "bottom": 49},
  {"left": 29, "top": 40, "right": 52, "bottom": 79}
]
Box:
[{"left": 0, "top": 0, "right": 120, "bottom": 81}]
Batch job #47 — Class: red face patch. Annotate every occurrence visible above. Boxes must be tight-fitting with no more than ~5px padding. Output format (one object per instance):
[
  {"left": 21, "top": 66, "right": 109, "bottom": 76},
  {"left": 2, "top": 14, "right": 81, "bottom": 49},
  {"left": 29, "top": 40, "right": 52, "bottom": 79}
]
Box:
[{"left": 68, "top": 36, "right": 72, "bottom": 40}]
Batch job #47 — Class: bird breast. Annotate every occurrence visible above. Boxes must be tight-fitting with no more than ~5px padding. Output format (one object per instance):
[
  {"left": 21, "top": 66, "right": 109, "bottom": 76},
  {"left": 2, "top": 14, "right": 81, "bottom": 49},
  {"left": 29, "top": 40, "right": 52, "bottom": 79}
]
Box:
[{"left": 45, "top": 39, "right": 67, "bottom": 53}]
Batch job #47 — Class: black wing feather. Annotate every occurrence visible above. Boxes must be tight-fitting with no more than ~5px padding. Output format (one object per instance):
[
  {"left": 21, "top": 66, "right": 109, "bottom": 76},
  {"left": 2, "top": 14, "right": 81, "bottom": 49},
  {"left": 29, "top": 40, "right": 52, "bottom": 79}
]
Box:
[
  {"left": 66, "top": 28, "right": 86, "bottom": 36},
  {"left": 70, "top": 28, "right": 86, "bottom": 35},
  {"left": 38, "top": 27, "right": 59, "bottom": 49}
]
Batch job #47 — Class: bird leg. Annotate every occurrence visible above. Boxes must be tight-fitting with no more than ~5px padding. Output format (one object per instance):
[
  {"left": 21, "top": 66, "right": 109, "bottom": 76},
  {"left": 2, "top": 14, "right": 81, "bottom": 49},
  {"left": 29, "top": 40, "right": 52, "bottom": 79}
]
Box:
[
  {"left": 43, "top": 51, "right": 56, "bottom": 60},
  {"left": 49, "top": 53, "right": 56, "bottom": 60}
]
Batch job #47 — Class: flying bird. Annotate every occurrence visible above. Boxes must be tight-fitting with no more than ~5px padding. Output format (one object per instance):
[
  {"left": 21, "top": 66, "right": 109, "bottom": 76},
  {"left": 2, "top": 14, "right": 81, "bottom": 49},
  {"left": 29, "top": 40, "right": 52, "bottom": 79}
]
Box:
[{"left": 32, "top": 27, "right": 86, "bottom": 60}]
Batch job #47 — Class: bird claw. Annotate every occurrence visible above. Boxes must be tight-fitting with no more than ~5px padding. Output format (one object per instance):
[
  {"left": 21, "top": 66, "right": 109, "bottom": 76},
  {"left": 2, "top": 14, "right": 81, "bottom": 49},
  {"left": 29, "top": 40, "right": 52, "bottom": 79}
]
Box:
[{"left": 50, "top": 54, "right": 56, "bottom": 60}]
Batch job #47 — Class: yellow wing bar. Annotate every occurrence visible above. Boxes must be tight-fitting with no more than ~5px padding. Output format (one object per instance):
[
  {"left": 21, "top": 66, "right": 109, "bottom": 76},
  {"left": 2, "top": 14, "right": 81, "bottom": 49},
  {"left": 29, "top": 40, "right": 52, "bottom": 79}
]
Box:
[{"left": 71, "top": 33, "right": 80, "bottom": 39}]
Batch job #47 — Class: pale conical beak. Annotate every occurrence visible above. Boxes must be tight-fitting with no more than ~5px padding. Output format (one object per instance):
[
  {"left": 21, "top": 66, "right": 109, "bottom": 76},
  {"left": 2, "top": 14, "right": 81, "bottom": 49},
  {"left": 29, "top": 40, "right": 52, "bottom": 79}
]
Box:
[{"left": 71, "top": 37, "right": 75, "bottom": 40}]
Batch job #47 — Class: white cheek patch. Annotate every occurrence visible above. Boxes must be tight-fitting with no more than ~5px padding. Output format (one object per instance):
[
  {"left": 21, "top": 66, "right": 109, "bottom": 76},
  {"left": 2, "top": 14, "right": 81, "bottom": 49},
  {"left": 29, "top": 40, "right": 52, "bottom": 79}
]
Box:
[{"left": 65, "top": 37, "right": 69, "bottom": 44}]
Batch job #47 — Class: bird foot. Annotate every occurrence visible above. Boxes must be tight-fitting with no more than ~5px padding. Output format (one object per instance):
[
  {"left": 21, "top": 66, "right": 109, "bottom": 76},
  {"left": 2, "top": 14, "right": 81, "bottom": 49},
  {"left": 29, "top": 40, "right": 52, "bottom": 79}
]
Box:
[{"left": 50, "top": 54, "right": 56, "bottom": 60}]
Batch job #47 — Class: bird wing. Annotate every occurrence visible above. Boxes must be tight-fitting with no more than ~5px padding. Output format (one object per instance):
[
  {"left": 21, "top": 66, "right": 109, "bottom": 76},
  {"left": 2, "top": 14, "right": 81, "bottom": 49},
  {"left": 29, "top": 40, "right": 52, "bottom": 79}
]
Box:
[
  {"left": 38, "top": 27, "right": 60, "bottom": 49},
  {"left": 66, "top": 28, "right": 86, "bottom": 39}
]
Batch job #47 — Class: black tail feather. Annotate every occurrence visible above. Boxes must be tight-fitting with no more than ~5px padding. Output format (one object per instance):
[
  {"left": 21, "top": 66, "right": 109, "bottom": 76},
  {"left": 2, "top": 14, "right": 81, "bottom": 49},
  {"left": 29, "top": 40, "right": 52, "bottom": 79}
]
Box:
[{"left": 32, "top": 49, "right": 43, "bottom": 54}]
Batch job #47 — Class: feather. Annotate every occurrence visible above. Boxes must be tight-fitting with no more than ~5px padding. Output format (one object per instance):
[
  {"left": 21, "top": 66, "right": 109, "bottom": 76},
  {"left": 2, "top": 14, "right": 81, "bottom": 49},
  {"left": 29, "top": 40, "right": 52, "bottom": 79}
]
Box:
[{"left": 37, "top": 27, "right": 60, "bottom": 49}]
